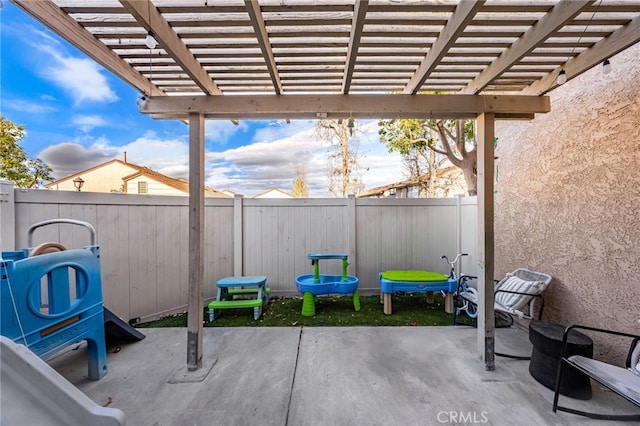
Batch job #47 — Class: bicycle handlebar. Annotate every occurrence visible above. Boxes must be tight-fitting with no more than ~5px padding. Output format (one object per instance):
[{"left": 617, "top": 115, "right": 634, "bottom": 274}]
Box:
[{"left": 441, "top": 253, "right": 468, "bottom": 268}]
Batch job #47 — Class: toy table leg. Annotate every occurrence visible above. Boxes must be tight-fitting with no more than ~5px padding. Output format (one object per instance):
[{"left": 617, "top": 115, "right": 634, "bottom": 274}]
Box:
[
  {"left": 219, "top": 287, "right": 229, "bottom": 301},
  {"left": 253, "top": 305, "right": 262, "bottom": 320},
  {"left": 209, "top": 306, "right": 223, "bottom": 322},
  {"left": 444, "top": 293, "right": 454, "bottom": 314},
  {"left": 301, "top": 292, "right": 316, "bottom": 317},
  {"left": 383, "top": 293, "right": 392, "bottom": 315},
  {"left": 254, "top": 285, "right": 264, "bottom": 320},
  {"left": 209, "top": 287, "right": 228, "bottom": 322},
  {"left": 426, "top": 291, "right": 434, "bottom": 304},
  {"left": 352, "top": 290, "right": 361, "bottom": 311}
]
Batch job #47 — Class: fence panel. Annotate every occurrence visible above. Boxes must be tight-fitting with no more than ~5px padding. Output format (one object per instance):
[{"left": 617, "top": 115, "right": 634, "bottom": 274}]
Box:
[
  {"left": 241, "top": 198, "right": 350, "bottom": 293},
  {"left": 355, "top": 198, "right": 462, "bottom": 292},
  {"left": 460, "top": 197, "right": 480, "bottom": 278},
  {"left": 5, "top": 187, "right": 477, "bottom": 321}
]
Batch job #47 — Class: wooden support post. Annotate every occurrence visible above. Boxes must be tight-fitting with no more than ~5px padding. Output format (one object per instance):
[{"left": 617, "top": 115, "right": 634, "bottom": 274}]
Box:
[
  {"left": 477, "top": 113, "right": 496, "bottom": 371},
  {"left": 187, "top": 113, "right": 205, "bottom": 371}
]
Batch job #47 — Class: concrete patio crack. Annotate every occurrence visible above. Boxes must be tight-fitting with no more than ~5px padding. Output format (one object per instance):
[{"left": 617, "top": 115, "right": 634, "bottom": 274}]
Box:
[{"left": 284, "top": 326, "right": 303, "bottom": 426}]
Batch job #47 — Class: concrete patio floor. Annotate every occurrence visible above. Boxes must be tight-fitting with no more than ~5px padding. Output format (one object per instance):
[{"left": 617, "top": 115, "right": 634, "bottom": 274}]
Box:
[{"left": 43, "top": 325, "right": 639, "bottom": 426}]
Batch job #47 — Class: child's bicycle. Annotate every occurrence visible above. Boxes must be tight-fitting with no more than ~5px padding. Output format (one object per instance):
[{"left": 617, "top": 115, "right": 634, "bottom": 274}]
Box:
[
  {"left": 455, "top": 275, "right": 478, "bottom": 319},
  {"left": 454, "top": 272, "right": 514, "bottom": 329},
  {"left": 441, "top": 252, "right": 468, "bottom": 281},
  {"left": 438, "top": 253, "right": 468, "bottom": 301}
]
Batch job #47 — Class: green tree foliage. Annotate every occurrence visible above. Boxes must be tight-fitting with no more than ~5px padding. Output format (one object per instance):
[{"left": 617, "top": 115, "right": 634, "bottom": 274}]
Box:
[
  {"left": 378, "top": 118, "right": 477, "bottom": 196},
  {"left": 315, "top": 119, "right": 364, "bottom": 197},
  {"left": 291, "top": 166, "right": 309, "bottom": 198},
  {"left": 0, "top": 116, "right": 53, "bottom": 188}
]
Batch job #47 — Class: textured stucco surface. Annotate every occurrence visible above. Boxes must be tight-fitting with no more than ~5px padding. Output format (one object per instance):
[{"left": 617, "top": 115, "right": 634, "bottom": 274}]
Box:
[{"left": 495, "top": 43, "right": 640, "bottom": 362}]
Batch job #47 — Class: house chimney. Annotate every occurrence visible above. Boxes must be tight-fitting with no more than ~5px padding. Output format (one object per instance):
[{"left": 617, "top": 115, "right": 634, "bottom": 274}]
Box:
[{"left": 123, "top": 151, "right": 127, "bottom": 163}]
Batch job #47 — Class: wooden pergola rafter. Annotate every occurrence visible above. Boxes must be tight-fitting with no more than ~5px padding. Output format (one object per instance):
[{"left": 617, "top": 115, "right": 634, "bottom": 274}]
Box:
[{"left": 17, "top": 0, "right": 640, "bottom": 99}]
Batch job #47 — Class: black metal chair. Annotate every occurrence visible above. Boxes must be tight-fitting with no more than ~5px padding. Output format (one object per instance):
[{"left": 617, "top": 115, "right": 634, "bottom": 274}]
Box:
[{"left": 552, "top": 325, "right": 640, "bottom": 421}]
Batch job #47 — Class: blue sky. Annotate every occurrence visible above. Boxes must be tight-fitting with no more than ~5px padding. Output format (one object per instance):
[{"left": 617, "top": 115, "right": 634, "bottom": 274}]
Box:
[{"left": 0, "top": 3, "right": 405, "bottom": 197}]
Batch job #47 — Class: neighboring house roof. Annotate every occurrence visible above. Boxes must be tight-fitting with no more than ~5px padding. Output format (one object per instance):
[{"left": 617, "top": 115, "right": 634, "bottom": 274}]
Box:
[
  {"left": 122, "top": 168, "right": 228, "bottom": 197},
  {"left": 358, "top": 167, "right": 461, "bottom": 198},
  {"left": 45, "top": 159, "right": 141, "bottom": 189},
  {"left": 46, "top": 158, "right": 229, "bottom": 197},
  {"left": 252, "top": 188, "right": 293, "bottom": 198}
]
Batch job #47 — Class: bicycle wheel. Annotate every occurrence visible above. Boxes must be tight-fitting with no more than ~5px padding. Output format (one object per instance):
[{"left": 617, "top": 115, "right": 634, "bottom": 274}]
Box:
[{"left": 465, "top": 301, "right": 478, "bottom": 318}]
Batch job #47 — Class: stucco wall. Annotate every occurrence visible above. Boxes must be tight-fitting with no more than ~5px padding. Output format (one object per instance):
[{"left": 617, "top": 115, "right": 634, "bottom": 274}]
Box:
[{"left": 495, "top": 44, "right": 640, "bottom": 362}]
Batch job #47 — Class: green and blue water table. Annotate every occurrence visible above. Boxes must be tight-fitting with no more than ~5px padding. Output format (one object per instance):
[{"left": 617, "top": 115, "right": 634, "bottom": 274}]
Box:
[
  {"left": 295, "top": 253, "right": 360, "bottom": 317},
  {"left": 378, "top": 270, "right": 456, "bottom": 315}
]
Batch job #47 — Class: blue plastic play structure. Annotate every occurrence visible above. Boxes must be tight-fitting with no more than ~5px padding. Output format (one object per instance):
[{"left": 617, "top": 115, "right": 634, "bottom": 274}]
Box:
[
  {"left": 295, "top": 253, "right": 360, "bottom": 316},
  {"left": 1, "top": 219, "right": 108, "bottom": 380}
]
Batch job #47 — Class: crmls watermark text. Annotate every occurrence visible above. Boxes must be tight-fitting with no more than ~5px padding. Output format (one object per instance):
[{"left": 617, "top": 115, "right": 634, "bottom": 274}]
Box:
[{"left": 437, "top": 411, "right": 489, "bottom": 424}]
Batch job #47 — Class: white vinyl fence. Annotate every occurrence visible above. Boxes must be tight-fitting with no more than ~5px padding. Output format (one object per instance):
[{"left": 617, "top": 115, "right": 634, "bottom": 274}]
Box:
[{"left": 0, "top": 181, "right": 478, "bottom": 322}]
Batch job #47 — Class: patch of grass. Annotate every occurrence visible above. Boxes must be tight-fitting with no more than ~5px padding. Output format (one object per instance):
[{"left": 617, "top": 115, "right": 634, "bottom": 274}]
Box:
[{"left": 138, "top": 293, "right": 460, "bottom": 328}]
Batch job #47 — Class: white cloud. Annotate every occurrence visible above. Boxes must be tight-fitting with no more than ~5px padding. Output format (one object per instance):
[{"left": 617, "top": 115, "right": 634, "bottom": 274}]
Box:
[
  {"left": 44, "top": 56, "right": 118, "bottom": 104},
  {"left": 30, "top": 29, "right": 61, "bottom": 47},
  {"left": 2, "top": 98, "right": 58, "bottom": 114},
  {"left": 205, "top": 120, "right": 248, "bottom": 145},
  {"left": 88, "top": 137, "right": 126, "bottom": 158},
  {"left": 72, "top": 115, "right": 109, "bottom": 132},
  {"left": 117, "top": 132, "right": 189, "bottom": 176},
  {"left": 39, "top": 132, "right": 188, "bottom": 180},
  {"left": 206, "top": 120, "right": 404, "bottom": 197},
  {"left": 206, "top": 123, "right": 323, "bottom": 195},
  {"left": 251, "top": 119, "right": 315, "bottom": 142},
  {"left": 38, "top": 122, "right": 405, "bottom": 197},
  {"left": 28, "top": 30, "right": 118, "bottom": 104},
  {"left": 39, "top": 142, "right": 113, "bottom": 178}
]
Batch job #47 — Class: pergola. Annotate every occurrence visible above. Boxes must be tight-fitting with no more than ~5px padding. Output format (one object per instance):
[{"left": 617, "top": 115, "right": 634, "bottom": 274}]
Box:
[{"left": 12, "top": 0, "right": 640, "bottom": 372}]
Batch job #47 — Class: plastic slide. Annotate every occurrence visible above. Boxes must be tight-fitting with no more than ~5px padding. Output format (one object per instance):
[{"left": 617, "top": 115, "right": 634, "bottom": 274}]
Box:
[
  {"left": 104, "top": 307, "right": 146, "bottom": 345},
  {"left": 0, "top": 336, "right": 125, "bottom": 426}
]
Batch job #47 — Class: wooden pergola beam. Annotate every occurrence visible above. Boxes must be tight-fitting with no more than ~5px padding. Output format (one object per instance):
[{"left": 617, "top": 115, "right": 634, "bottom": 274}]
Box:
[
  {"left": 341, "top": 0, "right": 369, "bottom": 94},
  {"left": 403, "top": 0, "right": 485, "bottom": 94},
  {"left": 461, "top": 0, "right": 593, "bottom": 94},
  {"left": 141, "top": 94, "right": 549, "bottom": 120},
  {"left": 523, "top": 14, "right": 640, "bottom": 95},
  {"left": 150, "top": 112, "right": 536, "bottom": 121},
  {"left": 244, "top": 0, "right": 283, "bottom": 95},
  {"left": 119, "top": 0, "right": 222, "bottom": 95}
]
